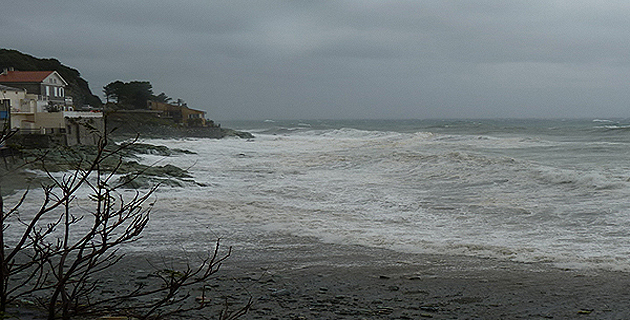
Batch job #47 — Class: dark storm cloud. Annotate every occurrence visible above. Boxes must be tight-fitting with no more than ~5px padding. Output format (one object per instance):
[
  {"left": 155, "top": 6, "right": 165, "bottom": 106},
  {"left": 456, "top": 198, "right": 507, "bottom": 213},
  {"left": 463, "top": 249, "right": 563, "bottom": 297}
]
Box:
[{"left": 3, "top": 1, "right": 630, "bottom": 119}]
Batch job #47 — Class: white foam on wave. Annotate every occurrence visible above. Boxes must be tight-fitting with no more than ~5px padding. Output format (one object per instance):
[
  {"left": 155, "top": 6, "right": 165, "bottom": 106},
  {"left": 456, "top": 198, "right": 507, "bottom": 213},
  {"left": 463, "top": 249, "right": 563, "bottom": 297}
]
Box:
[{"left": 18, "top": 129, "right": 628, "bottom": 271}]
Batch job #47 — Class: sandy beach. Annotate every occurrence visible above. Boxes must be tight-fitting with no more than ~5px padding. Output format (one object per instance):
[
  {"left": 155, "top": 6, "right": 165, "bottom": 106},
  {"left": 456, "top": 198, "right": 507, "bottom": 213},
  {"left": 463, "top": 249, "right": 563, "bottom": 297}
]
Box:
[
  {"left": 3, "top": 231, "right": 630, "bottom": 320},
  {"left": 199, "top": 235, "right": 630, "bottom": 320},
  {"left": 9, "top": 233, "right": 625, "bottom": 320}
]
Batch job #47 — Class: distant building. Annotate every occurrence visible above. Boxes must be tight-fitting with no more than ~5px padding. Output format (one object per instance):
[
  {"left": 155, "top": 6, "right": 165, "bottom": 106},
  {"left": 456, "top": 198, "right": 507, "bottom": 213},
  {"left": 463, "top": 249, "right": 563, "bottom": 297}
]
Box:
[
  {"left": 0, "top": 69, "right": 72, "bottom": 109},
  {"left": 147, "top": 100, "right": 208, "bottom": 127},
  {"left": 0, "top": 70, "right": 103, "bottom": 146}
]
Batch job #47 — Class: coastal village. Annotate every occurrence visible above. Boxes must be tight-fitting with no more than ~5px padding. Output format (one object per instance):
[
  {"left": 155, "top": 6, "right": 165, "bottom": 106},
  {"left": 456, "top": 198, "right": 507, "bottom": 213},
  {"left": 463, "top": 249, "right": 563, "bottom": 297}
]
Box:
[{"left": 0, "top": 67, "right": 214, "bottom": 150}]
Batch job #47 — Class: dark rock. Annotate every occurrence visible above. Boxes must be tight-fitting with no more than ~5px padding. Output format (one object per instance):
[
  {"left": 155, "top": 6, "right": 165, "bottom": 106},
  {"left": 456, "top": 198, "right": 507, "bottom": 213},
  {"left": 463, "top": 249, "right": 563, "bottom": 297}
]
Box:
[
  {"left": 271, "top": 289, "right": 291, "bottom": 297},
  {"left": 420, "top": 306, "right": 440, "bottom": 312},
  {"left": 107, "top": 113, "right": 254, "bottom": 140},
  {"left": 404, "top": 289, "right": 430, "bottom": 295},
  {"left": 13, "top": 142, "right": 199, "bottom": 190},
  {"left": 124, "top": 143, "right": 197, "bottom": 156}
]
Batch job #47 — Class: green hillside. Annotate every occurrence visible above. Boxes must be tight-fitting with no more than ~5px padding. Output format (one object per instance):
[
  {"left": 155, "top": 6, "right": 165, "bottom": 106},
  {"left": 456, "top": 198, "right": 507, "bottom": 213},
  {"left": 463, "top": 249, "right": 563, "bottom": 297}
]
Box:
[{"left": 0, "top": 49, "right": 102, "bottom": 108}]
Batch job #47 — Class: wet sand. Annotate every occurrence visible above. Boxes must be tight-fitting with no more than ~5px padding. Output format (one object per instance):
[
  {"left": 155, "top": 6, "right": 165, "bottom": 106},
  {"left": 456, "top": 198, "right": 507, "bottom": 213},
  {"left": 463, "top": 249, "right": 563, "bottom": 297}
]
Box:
[
  {"left": 204, "top": 236, "right": 630, "bottom": 320},
  {"left": 89, "top": 235, "right": 630, "bottom": 319},
  {"left": 5, "top": 234, "right": 630, "bottom": 319}
]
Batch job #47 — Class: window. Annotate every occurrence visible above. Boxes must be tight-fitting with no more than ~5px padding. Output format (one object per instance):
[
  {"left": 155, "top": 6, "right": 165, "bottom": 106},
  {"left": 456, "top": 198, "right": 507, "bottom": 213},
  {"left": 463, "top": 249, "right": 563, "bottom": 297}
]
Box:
[{"left": 46, "top": 86, "right": 50, "bottom": 96}]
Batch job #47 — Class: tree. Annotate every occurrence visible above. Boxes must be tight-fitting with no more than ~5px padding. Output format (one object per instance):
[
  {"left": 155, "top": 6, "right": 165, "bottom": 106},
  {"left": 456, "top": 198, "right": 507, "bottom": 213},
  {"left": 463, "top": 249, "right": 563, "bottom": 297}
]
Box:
[
  {"left": 175, "top": 98, "right": 187, "bottom": 107},
  {"left": 0, "top": 128, "right": 251, "bottom": 319},
  {"left": 103, "top": 81, "right": 154, "bottom": 109},
  {"left": 103, "top": 81, "right": 124, "bottom": 104},
  {"left": 152, "top": 92, "right": 172, "bottom": 104},
  {"left": 126, "top": 81, "right": 153, "bottom": 109}
]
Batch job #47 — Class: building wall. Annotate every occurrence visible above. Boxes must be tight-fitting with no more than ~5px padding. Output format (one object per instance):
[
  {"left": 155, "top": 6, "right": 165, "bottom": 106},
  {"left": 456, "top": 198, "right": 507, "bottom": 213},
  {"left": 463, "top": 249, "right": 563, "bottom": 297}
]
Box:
[
  {"left": 4, "top": 91, "right": 37, "bottom": 132},
  {"left": 182, "top": 108, "right": 206, "bottom": 127},
  {"left": 35, "top": 111, "right": 65, "bottom": 131},
  {"left": 25, "top": 94, "right": 43, "bottom": 113},
  {"left": 8, "top": 113, "right": 104, "bottom": 146},
  {"left": 41, "top": 73, "right": 66, "bottom": 105},
  {"left": 65, "top": 117, "right": 104, "bottom": 146},
  {"left": 1, "top": 86, "right": 27, "bottom": 111},
  {"left": 148, "top": 101, "right": 183, "bottom": 122},
  {"left": 148, "top": 100, "right": 207, "bottom": 126},
  {"left": 11, "top": 114, "right": 36, "bottom": 131}
]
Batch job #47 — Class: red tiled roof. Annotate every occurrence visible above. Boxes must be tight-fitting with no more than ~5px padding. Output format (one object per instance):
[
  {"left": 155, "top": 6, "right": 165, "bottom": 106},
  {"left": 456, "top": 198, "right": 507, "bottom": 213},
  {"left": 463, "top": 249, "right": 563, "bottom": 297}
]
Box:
[{"left": 0, "top": 71, "right": 55, "bottom": 83}]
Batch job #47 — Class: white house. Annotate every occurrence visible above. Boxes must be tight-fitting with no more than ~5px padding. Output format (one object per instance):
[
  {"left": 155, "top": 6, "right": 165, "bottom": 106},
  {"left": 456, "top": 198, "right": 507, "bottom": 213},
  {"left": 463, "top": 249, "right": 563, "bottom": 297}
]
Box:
[
  {"left": 0, "top": 69, "right": 71, "bottom": 109},
  {"left": 0, "top": 71, "right": 103, "bottom": 146}
]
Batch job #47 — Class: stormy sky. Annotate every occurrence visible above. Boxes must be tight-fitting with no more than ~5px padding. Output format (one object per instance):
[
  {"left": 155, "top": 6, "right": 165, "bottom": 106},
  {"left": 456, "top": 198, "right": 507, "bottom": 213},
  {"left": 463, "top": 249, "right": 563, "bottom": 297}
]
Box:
[{"left": 3, "top": 1, "right": 630, "bottom": 120}]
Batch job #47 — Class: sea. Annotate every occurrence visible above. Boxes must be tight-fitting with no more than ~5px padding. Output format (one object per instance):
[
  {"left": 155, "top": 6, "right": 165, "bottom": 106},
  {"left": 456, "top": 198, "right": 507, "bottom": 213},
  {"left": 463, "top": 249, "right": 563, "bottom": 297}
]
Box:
[
  {"left": 10, "top": 118, "right": 630, "bottom": 271},
  {"left": 115, "top": 118, "right": 630, "bottom": 272}
]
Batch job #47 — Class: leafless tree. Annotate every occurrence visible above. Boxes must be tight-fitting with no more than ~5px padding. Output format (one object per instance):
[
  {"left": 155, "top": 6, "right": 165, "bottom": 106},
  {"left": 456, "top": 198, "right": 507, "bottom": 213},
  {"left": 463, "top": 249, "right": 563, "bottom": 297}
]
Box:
[{"left": 0, "top": 127, "right": 251, "bottom": 319}]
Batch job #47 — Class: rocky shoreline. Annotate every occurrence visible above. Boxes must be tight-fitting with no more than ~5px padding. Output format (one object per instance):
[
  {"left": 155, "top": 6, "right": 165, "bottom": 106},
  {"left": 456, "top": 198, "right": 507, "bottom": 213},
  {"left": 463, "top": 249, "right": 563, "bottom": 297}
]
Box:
[
  {"left": 106, "top": 112, "right": 254, "bottom": 140},
  {"left": 0, "top": 140, "right": 206, "bottom": 195},
  {"left": 1, "top": 110, "right": 254, "bottom": 195}
]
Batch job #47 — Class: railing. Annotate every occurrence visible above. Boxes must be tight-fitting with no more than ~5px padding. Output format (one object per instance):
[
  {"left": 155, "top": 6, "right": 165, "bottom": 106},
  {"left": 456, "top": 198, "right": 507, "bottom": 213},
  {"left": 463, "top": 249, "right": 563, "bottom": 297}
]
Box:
[
  {"left": 15, "top": 128, "right": 44, "bottom": 135},
  {"left": 63, "top": 111, "right": 103, "bottom": 118}
]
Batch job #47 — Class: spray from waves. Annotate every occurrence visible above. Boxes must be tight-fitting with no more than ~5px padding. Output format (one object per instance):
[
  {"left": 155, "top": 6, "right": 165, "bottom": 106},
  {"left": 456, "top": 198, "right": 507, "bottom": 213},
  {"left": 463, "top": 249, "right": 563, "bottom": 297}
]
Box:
[{"left": 79, "top": 122, "right": 630, "bottom": 271}]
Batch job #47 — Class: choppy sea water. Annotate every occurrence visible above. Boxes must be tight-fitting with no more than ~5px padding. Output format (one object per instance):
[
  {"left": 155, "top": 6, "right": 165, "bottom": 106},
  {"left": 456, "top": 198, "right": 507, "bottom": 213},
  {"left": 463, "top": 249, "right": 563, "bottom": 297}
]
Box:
[{"left": 10, "top": 119, "right": 630, "bottom": 271}]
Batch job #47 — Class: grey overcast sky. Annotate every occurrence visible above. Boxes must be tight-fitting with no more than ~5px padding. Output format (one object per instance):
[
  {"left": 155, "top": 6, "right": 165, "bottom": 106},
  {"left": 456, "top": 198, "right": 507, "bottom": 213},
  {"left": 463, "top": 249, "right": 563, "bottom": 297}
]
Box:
[{"left": 3, "top": 1, "right": 630, "bottom": 120}]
